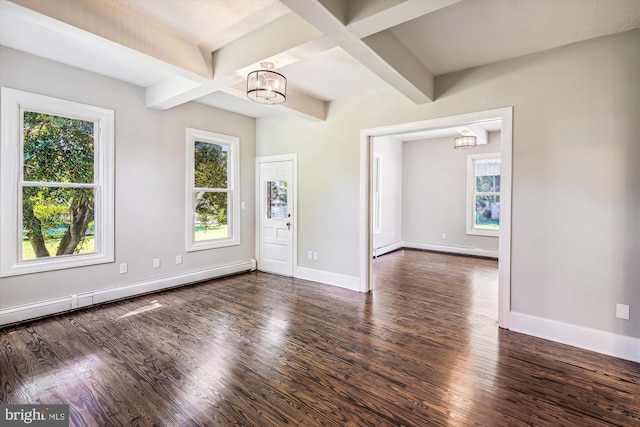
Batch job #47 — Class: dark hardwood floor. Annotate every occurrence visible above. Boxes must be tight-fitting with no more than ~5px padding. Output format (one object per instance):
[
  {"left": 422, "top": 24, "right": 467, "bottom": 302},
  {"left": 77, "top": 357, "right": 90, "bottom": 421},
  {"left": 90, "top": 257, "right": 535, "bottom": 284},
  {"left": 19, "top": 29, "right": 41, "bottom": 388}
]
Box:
[{"left": 1, "top": 249, "right": 638, "bottom": 426}]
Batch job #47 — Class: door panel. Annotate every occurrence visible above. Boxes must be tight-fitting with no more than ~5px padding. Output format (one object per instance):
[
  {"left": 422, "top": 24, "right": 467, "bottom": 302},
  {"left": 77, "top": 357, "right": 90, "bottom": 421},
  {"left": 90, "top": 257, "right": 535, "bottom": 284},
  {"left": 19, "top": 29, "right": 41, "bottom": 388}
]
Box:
[{"left": 259, "top": 160, "right": 293, "bottom": 276}]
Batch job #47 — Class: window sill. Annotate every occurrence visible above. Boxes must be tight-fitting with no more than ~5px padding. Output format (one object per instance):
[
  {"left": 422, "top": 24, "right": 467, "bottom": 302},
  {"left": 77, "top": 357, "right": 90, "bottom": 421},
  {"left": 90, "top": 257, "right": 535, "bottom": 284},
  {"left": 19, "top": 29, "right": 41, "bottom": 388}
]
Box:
[
  {"left": 1, "top": 253, "right": 114, "bottom": 277},
  {"left": 466, "top": 228, "right": 499, "bottom": 238}
]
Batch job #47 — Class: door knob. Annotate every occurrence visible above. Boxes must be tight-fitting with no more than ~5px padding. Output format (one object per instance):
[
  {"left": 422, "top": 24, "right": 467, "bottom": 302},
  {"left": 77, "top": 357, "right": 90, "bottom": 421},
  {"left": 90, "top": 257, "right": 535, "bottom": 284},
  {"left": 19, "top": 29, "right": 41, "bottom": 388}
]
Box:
[{"left": 286, "top": 222, "right": 291, "bottom": 230}]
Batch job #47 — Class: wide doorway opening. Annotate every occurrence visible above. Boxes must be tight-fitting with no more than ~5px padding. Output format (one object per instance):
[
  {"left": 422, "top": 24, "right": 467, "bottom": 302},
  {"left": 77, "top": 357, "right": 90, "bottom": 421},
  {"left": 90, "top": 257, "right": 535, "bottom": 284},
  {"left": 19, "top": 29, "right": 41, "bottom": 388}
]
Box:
[{"left": 359, "top": 108, "right": 512, "bottom": 328}]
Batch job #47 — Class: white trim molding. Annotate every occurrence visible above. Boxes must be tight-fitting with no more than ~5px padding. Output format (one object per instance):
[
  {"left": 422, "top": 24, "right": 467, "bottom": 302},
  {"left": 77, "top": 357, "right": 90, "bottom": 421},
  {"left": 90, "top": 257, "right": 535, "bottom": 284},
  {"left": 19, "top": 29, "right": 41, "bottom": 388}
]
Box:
[
  {"left": 509, "top": 311, "right": 640, "bottom": 363},
  {"left": 373, "top": 242, "right": 402, "bottom": 257},
  {"left": 185, "top": 127, "right": 241, "bottom": 252},
  {"left": 1, "top": 87, "right": 115, "bottom": 277},
  {"left": 402, "top": 241, "right": 498, "bottom": 259},
  {"left": 466, "top": 152, "right": 501, "bottom": 237},
  {"left": 0, "top": 260, "right": 255, "bottom": 326},
  {"left": 294, "top": 266, "right": 360, "bottom": 292}
]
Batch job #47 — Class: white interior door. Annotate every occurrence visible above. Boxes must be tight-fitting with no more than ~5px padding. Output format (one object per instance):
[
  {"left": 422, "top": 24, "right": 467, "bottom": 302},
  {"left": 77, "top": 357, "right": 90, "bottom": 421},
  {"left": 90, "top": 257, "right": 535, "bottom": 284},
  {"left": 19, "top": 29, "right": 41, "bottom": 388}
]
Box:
[{"left": 258, "top": 159, "right": 293, "bottom": 276}]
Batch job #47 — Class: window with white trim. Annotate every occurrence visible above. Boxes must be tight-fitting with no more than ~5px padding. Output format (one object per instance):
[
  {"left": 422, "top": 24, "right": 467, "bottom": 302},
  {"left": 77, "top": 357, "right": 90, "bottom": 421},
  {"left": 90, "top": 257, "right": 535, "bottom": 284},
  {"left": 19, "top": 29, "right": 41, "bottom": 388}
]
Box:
[
  {"left": 186, "top": 128, "right": 240, "bottom": 251},
  {"left": 0, "top": 88, "right": 114, "bottom": 277},
  {"left": 467, "top": 153, "right": 501, "bottom": 237}
]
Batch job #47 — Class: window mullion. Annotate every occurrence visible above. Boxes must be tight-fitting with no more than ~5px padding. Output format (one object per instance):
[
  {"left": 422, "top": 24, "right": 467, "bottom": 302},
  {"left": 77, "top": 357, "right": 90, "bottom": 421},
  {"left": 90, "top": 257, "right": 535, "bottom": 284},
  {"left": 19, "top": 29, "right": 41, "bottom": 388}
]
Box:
[
  {"left": 21, "top": 181, "right": 98, "bottom": 189},
  {"left": 194, "top": 187, "right": 229, "bottom": 193}
]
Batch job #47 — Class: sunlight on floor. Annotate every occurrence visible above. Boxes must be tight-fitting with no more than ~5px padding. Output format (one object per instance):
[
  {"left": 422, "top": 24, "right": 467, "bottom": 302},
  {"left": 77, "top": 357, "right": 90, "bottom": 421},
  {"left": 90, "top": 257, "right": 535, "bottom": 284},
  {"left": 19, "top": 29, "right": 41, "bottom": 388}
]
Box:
[{"left": 117, "top": 300, "right": 163, "bottom": 319}]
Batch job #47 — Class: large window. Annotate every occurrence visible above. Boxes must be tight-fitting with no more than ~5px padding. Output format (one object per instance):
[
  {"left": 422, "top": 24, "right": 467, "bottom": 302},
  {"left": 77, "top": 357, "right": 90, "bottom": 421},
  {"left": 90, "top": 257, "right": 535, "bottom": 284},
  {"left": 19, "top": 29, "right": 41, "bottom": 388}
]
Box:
[
  {"left": 467, "top": 153, "right": 501, "bottom": 237},
  {"left": 186, "top": 128, "right": 240, "bottom": 251},
  {"left": 1, "top": 88, "right": 114, "bottom": 277}
]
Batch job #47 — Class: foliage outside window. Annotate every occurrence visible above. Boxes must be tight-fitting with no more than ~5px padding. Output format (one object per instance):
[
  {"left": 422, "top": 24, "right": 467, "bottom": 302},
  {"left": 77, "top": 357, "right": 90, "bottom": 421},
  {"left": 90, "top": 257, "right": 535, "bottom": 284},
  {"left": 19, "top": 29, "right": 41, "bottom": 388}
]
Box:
[
  {"left": 186, "top": 128, "right": 240, "bottom": 251},
  {"left": 0, "top": 88, "right": 114, "bottom": 277},
  {"left": 266, "top": 181, "right": 288, "bottom": 219},
  {"left": 467, "top": 153, "right": 501, "bottom": 237}
]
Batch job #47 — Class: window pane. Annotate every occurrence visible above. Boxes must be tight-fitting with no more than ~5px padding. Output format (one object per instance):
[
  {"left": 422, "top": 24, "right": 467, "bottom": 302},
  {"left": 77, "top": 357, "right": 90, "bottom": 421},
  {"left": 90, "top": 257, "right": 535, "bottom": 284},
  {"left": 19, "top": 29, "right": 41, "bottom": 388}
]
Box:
[
  {"left": 476, "top": 175, "right": 501, "bottom": 193},
  {"left": 22, "top": 186, "right": 96, "bottom": 260},
  {"left": 194, "top": 141, "right": 228, "bottom": 189},
  {"left": 476, "top": 159, "right": 500, "bottom": 176},
  {"left": 23, "top": 111, "right": 95, "bottom": 183},
  {"left": 266, "top": 181, "right": 288, "bottom": 219},
  {"left": 475, "top": 195, "right": 500, "bottom": 230},
  {"left": 194, "top": 191, "right": 229, "bottom": 241}
]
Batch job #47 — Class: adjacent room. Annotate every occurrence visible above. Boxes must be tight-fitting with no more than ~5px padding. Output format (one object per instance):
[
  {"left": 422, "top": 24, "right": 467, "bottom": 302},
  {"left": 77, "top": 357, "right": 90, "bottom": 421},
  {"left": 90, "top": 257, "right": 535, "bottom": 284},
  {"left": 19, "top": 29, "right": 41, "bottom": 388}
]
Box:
[{"left": 1, "top": 0, "right": 639, "bottom": 425}]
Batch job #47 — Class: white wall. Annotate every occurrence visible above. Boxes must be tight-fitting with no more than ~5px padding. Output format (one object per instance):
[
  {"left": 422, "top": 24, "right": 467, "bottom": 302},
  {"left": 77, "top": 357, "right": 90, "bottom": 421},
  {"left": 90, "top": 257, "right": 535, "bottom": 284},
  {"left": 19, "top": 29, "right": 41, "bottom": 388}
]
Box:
[
  {"left": 372, "top": 136, "right": 402, "bottom": 251},
  {"left": 0, "top": 47, "right": 256, "bottom": 314},
  {"left": 257, "top": 29, "right": 640, "bottom": 340},
  {"left": 402, "top": 132, "right": 500, "bottom": 254}
]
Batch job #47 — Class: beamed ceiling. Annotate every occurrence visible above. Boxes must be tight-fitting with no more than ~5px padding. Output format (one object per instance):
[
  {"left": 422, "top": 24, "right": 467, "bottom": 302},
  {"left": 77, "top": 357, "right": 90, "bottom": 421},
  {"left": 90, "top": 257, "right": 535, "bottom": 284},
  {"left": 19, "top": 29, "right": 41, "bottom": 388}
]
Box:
[{"left": 1, "top": 0, "right": 639, "bottom": 121}]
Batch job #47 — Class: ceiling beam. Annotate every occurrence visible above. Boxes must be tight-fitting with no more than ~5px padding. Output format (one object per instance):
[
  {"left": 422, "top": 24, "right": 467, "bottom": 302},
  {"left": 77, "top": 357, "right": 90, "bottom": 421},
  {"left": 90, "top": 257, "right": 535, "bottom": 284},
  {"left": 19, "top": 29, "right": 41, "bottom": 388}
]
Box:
[
  {"left": 9, "top": 0, "right": 212, "bottom": 78},
  {"left": 212, "top": 13, "right": 323, "bottom": 82},
  {"left": 227, "top": 82, "right": 327, "bottom": 122},
  {"left": 146, "top": 76, "right": 212, "bottom": 110},
  {"left": 347, "top": 0, "right": 463, "bottom": 38},
  {"left": 361, "top": 30, "right": 433, "bottom": 103},
  {"left": 464, "top": 124, "right": 488, "bottom": 145},
  {"left": 280, "top": 0, "right": 435, "bottom": 103},
  {"left": 4, "top": 0, "right": 328, "bottom": 119}
]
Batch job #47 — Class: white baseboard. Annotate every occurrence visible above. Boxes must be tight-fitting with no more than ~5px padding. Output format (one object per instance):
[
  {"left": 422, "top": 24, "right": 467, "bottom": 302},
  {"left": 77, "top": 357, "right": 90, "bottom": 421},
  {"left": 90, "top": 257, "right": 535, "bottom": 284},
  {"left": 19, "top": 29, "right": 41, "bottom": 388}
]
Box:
[
  {"left": 373, "top": 242, "right": 402, "bottom": 257},
  {"left": 402, "top": 241, "right": 498, "bottom": 259},
  {"left": 509, "top": 311, "right": 640, "bottom": 363},
  {"left": 0, "top": 259, "right": 256, "bottom": 326},
  {"left": 295, "top": 266, "right": 360, "bottom": 292}
]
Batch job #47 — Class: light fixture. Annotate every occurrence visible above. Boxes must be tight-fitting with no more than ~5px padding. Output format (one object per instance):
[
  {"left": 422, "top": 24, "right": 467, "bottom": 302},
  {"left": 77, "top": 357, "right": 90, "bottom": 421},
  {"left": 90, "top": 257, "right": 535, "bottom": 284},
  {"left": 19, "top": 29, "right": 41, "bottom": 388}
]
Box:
[
  {"left": 453, "top": 129, "right": 477, "bottom": 149},
  {"left": 247, "top": 62, "right": 286, "bottom": 105}
]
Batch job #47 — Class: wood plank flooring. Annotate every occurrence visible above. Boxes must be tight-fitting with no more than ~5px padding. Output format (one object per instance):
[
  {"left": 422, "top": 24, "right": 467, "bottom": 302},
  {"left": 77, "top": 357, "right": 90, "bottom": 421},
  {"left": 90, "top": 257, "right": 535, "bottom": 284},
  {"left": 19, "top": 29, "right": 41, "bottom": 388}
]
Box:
[{"left": 1, "top": 249, "right": 638, "bottom": 426}]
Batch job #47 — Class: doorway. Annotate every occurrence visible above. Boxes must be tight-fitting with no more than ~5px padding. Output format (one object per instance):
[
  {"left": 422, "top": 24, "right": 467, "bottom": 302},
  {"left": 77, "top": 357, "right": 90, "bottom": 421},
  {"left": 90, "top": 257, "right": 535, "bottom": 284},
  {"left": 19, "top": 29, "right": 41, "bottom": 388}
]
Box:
[
  {"left": 256, "top": 154, "right": 297, "bottom": 276},
  {"left": 359, "top": 108, "right": 513, "bottom": 329}
]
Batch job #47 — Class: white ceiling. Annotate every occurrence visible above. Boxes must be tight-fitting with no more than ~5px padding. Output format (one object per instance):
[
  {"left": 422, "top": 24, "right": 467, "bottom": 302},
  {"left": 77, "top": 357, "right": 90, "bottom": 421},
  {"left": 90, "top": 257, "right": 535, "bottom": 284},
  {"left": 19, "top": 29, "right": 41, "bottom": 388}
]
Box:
[
  {"left": 1, "top": 0, "right": 639, "bottom": 121},
  {"left": 102, "top": 0, "right": 292, "bottom": 53}
]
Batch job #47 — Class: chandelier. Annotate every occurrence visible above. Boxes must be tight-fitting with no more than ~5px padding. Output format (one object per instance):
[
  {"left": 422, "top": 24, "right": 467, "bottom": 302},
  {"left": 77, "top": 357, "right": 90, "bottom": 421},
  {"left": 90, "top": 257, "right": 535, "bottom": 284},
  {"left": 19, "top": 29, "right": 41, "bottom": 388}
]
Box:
[
  {"left": 453, "top": 129, "right": 477, "bottom": 149},
  {"left": 247, "top": 62, "right": 286, "bottom": 105}
]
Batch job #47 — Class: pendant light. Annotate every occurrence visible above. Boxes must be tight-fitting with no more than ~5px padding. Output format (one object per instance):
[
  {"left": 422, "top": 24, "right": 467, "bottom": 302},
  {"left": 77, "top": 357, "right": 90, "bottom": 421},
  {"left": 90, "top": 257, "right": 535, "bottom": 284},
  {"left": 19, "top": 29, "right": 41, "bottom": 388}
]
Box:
[
  {"left": 247, "top": 62, "right": 286, "bottom": 105},
  {"left": 453, "top": 129, "right": 477, "bottom": 149}
]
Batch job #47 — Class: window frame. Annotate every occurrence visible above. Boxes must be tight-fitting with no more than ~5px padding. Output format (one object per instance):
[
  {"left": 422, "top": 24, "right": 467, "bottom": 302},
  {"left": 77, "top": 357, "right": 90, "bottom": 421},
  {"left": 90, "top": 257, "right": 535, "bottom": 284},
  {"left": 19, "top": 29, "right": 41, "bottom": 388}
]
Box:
[
  {"left": 466, "top": 152, "right": 501, "bottom": 237},
  {"left": 186, "top": 127, "right": 240, "bottom": 251},
  {"left": 0, "top": 87, "right": 114, "bottom": 277}
]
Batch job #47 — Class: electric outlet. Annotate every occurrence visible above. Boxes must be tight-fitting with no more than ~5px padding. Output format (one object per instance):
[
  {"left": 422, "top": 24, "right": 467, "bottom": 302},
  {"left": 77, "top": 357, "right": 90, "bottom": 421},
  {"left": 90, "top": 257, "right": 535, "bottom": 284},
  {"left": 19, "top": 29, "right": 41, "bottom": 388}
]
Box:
[
  {"left": 441, "top": 233, "right": 447, "bottom": 240},
  {"left": 616, "top": 304, "right": 630, "bottom": 320},
  {"left": 313, "top": 251, "right": 318, "bottom": 261},
  {"left": 153, "top": 258, "right": 160, "bottom": 268},
  {"left": 119, "top": 263, "right": 127, "bottom": 274},
  {"left": 176, "top": 255, "right": 182, "bottom": 265},
  {"left": 307, "top": 251, "right": 313, "bottom": 259}
]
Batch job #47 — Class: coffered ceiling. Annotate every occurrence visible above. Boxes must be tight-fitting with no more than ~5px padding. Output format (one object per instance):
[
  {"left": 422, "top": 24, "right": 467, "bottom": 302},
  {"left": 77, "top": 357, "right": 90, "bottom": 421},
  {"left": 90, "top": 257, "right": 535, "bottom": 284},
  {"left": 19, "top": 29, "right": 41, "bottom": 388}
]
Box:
[{"left": 1, "top": 0, "right": 639, "bottom": 121}]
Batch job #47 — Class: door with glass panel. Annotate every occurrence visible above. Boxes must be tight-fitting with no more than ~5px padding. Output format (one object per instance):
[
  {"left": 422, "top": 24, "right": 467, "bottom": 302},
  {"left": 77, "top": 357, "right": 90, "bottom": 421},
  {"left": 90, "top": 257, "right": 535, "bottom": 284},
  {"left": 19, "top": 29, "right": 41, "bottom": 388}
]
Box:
[{"left": 259, "top": 160, "right": 293, "bottom": 276}]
